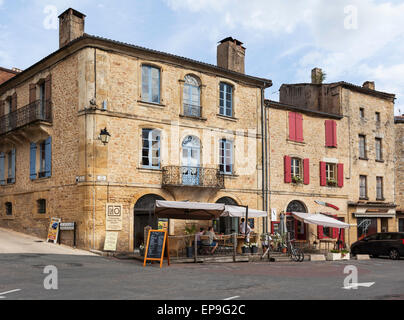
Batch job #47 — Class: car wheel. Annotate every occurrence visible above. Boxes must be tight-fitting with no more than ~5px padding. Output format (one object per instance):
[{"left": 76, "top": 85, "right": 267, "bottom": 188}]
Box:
[
  {"left": 351, "top": 247, "right": 359, "bottom": 256},
  {"left": 389, "top": 249, "right": 400, "bottom": 260}
]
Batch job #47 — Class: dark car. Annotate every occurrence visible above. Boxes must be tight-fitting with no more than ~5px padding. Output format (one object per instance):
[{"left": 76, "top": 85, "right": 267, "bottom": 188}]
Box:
[{"left": 351, "top": 232, "right": 404, "bottom": 260}]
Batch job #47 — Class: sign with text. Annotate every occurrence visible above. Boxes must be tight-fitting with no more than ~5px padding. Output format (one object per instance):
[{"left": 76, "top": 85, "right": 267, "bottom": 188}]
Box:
[
  {"left": 143, "top": 230, "right": 170, "bottom": 268},
  {"left": 47, "top": 218, "right": 61, "bottom": 244},
  {"left": 104, "top": 231, "right": 119, "bottom": 251},
  {"left": 60, "top": 222, "right": 75, "bottom": 231},
  {"left": 106, "top": 203, "right": 123, "bottom": 231}
]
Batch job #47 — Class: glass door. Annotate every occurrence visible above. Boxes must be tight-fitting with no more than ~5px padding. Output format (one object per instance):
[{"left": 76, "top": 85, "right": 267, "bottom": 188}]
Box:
[{"left": 182, "top": 136, "right": 200, "bottom": 186}]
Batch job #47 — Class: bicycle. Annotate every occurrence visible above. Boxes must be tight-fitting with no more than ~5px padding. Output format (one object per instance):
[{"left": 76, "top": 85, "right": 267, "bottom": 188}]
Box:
[{"left": 287, "top": 238, "right": 305, "bottom": 262}]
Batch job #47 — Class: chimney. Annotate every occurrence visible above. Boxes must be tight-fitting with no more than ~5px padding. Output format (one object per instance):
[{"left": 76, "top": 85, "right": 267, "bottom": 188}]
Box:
[
  {"left": 311, "top": 68, "right": 324, "bottom": 84},
  {"left": 217, "top": 37, "right": 246, "bottom": 74},
  {"left": 363, "top": 81, "right": 375, "bottom": 90},
  {"left": 58, "top": 8, "right": 86, "bottom": 48}
]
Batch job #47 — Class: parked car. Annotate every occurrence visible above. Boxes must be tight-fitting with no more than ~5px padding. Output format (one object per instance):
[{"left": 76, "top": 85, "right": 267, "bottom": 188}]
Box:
[{"left": 351, "top": 233, "right": 404, "bottom": 260}]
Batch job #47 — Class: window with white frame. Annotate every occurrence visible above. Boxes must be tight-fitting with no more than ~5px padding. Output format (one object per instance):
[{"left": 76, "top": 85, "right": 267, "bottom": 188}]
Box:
[
  {"left": 183, "top": 75, "right": 201, "bottom": 117},
  {"left": 142, "top": 129, "right": 161, "bottom": 169},
  {"left": 219, "top": 82, "right": 233, "bottom": 117},
  {"left": 360, "top": 175, "right": 367, "bottom": 199},
  {"left": 142, "top": 65, "right": 160, "bottom": 104},
  {"left": 219, "top": 139, "right": 233, "bottom": 174},
  {"left": 376, "top": 177, "right": 384, "bottom": 200},
  {"left": 291, "top": 158, "right": 302, "bottom": 180}
]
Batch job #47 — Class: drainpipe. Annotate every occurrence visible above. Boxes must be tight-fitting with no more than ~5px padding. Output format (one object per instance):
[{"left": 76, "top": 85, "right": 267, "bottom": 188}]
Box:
[{"left": 261, "top": 85, "right": 269, "bottom": 233}]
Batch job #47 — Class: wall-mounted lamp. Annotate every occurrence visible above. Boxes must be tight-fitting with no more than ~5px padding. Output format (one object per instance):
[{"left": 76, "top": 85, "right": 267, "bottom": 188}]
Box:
[{"left": 98, "top": 128, "right": 111, "bottom": 145}]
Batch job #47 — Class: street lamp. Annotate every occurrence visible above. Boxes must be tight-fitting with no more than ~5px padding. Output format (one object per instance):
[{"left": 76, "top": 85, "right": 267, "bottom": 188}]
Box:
[{"left": 98, "top": 128, "right": 111, "bottom": 145}]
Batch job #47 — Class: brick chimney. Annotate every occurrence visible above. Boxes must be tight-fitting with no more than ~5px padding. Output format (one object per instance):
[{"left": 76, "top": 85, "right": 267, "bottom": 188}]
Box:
[
  {"left": 311, "top": 68, "right": 324, "bottom": 84},
  {"left": 363, "top": 81, "right": 375, "bottom": 90},
  {"left": 217, "top": 37, "right": 246, "bottom": 74},
  {"left": 58, "top": 8, "right": 86, "bottom": 48}
]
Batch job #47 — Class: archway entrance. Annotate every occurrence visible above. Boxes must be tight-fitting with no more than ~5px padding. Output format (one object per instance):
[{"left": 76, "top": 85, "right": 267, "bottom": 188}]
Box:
[
  {"left": 214, "top": 197, "right": 239, "bottom": 235},
  {"left": 286, "top": 200, "right": 307, "bottom": 241},
  {"left": 134, "top": 194, "right": 165, "bottom": 249}
]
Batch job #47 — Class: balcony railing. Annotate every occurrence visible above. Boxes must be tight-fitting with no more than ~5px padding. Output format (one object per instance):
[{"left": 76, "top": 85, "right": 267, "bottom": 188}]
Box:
[
  {"left": 183, "top": 103, "right": 202, "bottom": 118},
  {"left": 0, "top": 99, "right": 52, "bottom": 135},
  {"left": 162, "top": 166, "right": 224, "bottom": 189}
]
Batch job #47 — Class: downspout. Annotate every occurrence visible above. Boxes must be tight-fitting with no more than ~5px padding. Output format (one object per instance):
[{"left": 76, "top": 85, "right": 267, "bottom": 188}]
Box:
[
  {"left": 92, "top": 48, "right": 97, "bottom": 250},
  {"left": 261, "top": 85, "right": 268, "bottom": 233}
]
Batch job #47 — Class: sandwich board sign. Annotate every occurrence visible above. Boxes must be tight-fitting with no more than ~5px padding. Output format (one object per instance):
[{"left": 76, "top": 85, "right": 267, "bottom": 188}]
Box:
[
  {"left": 47, "top": 218, "right": 61, "bottom": 244},
  {"left": 143, "top": 229, "right": 170, "bottom": 268},
  {"left": 104, "top": 231, "right": 119, "bottom": 252}
]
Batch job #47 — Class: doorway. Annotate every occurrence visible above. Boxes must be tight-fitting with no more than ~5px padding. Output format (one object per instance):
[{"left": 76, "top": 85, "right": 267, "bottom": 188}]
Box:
[{"left": 286, "top": 200, "right": 308, "bottom": 241}]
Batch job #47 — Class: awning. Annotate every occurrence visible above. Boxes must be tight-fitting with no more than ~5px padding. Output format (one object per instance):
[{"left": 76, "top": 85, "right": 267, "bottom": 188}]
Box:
[
  {"left": 222, "top": 205, "right": 268, "bottom": 218},
  {"left": 354, "top": 213, "right": 396, "bottom": 218},
  {"left": 292, "top": 212, "right": 350, "bottom": 229},
  {"left": 155, "top": 200, "right": 225, "bottom": 220}
]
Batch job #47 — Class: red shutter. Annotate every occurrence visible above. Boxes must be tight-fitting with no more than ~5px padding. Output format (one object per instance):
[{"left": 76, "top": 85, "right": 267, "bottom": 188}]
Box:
[
  {"left": 29, "top": 84, "right": 36, "bottom": 104},
  {"left": 289, "top": 112, "right": 296, "bottom": 141},
  {"left": 296, "top": 113, "right": 303, "bottom": 142},
  {"left": 303, "top": 158, "right": 310, "bottom": 185},
  {"left": 325, "top": 120, "right": 332, "bottom": 147},
  {"left": 317, "top": 226, "right": 324, "bottom": 239},
  {"left": 337, "top": 163, "right": 344, "bottom": 187},
  {"left": 332, "top": 121, "right": 337, "bottom": 147},
  {"left": 284, "top": 156, "right": 292, "bottom": 183},
  {"left": 320, "top": 162, "right": 327, "bottom": 186},
  {"left": 333, "top": 228, "right": 339, "bottom": 239},
  {"left": 11, "top": 93, "right": 17, "bottom": 112}
]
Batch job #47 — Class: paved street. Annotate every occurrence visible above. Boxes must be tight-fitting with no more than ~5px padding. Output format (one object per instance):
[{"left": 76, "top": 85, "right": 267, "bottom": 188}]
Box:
[{"left": 0, "top": 228, "right": 403, "bottom": 300}]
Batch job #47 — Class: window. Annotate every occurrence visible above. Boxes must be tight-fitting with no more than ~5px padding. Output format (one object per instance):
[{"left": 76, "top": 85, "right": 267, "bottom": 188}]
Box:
[
  {"left": 360, "top": 108, "right": 365, "bottom": 120},
  {"left": 326, "top": 163, "right": 336, "bottom": 186},
  {"left": 219, "top": 82, "right": 233, "bottom": 117},
  {"left": 1, "top": 149, "right": 16, "bottom": 185},
  {"left": 375, "top": 138, "right": 383, "bottom": 161},
  {"left": 375, "top": 112, "right": 381, "bottom": 124},
  {"left": 289, "top": 112, "right": 304, "bottom": 142},
  {"left": 359, "top": 135, "right": 367, "bottom": 159},
  {"left": 360, "top": 175, "right": 367, "bottom": 199},
  {"left": 142, "top": 129, "right": 161, "bottom": 169},
  {"left": 376, "top": 177, "right": 384, "bottom": 200},
  {"left": 183, "top": 75, "right": 201, "bottom": 117},
  {"left": 37, "top": 199, "right": 46, "bottom": 214},
  {"left": 142, "top": 65, "right": 160, "bottom": 104},
  {"left": 30, "top": 137, "right": 52, "bottom": 180},
  {"left": 291, "top": 158, "right": 302, "bottom": 181},
  {"left": 5, "top": 97, "right": 11, "bottom": 115},
  {"left": 5, "top": 202, "right": 12, "bottom": 216},
  {"left": 39, "top": 82, "right": 46, "bottom": 117},
  {"left": 219, "top": 139, "right": 233, "bottom": 174}
]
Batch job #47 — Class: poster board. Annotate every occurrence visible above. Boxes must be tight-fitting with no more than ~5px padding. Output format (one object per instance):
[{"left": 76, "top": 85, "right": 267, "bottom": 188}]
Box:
[
  {"left": 47, "top": 218, "right": 61, "bottom": 244},
  {"left": 106, "top": 203, "right": 123, "bottom": 231},
  {"left": 143, "top": 229, "right": 170, "bottom": 268},
  {"left": 104, "top": 231, "right": 119, "bottom": 251}
]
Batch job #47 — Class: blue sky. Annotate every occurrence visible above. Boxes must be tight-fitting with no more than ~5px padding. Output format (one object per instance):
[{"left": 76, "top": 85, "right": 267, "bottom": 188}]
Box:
[{"left": 1, "top": 0, "right": 404, "bottom": 113}]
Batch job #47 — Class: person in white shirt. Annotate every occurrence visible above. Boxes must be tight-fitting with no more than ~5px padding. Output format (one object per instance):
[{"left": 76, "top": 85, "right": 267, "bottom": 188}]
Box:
[{"left": 239, "top": 218, "right": 252, "bottom": 242}]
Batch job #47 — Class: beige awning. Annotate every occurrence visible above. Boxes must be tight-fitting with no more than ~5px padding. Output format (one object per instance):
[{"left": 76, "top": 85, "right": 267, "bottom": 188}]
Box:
[
  {"left": 222, "top": 205, "right": 268, "bottom": 218},
  {"left": 155, "top": 200, "right": 225, "bottom": 220},
  {"left": 292, "top": 212, "right": 350, "bottom": 229},
  {"left": 354, "top": 213, "right": 396, "bottom": 218}
]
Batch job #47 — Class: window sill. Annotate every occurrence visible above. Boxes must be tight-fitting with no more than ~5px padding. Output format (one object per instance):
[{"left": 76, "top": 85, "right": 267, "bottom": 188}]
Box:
[
  {"left": 32, "top": 176, "right": 51, "bottom": 182},
  {"left": 375, "top": 159, "right": 385, "bottom": 163},
  {"left": 359, "top": 197, "right": 369, "bottom": 201},
  {"left": 287, "top": 139, "right": 305, "bottom": 145},
  {"left": 138, "top": 167, "right": 162, "bottom": 173},
  {"left": 359, "top": 157, "right": 369, "bottom": 161},
  {"left": 137, "top": 100, "right": 166, "bottom": 108},
  {"left": 376, "top": 198, "right": 386, "bottom": 202},
  {"left": 1, "top": 215, "right": 15, "bottom": 220},
  {"left": 221, "top": 173, "right": 238, "bottom": 178},
  {"left": 217, "top": 114, "right": 238, "bottom": 122},
  {"left": 179, "top": 114, "right": 207, "bottom": 121},
  {"left": 33, "top": 214, "right": 49, "bottom": 220}
]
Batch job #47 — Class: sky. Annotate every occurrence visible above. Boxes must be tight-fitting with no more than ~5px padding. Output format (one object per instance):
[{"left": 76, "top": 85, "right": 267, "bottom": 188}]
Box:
[{"left": 1, "top": 0, "right": 404, "bottom": 114}]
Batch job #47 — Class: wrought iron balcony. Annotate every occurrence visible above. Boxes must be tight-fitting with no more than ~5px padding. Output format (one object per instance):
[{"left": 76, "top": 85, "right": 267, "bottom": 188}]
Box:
[
  {"left": 162, "top": 166, "right": 225, "bottom": 189},
  {"left": 0, "top": 100, "right": 52, "bottom": 135},
  {"left": 183, "top": 103, "right": 202, "bottom": 118}
]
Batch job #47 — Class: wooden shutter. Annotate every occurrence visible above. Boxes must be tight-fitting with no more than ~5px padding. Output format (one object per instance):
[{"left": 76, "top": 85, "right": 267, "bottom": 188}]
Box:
[
  {"left": 317, "top": 226, "right": 324, "bottom": 239},
  {"left": 0, "top": 152, "right": 4, "bottom": 185},
  {"left": 44, "top": 137, "right": 52, "bottom": 178},
  {"left": 295, "top": 113, "right": 303, "bottom": 142},
  {"left": 303, "top": 158, "right": 310, "bottom": 185},
  {"left": 29, "top": 84, "right": 36, "bottom": 104},
  {"left": 325, "top": 120, "right": 332, "bottom": 146},
  {"left": 332, "top": 121, "right": 337, "bottom": 147},
  {"left": 30, "top": 143, "right": 37, "bottom": 180},
  {"left": 45, "top": 75, "right": 52, "bottom": 116},
  {"left": 284, "top": 156, "right": 292, "bottom": 183},
  {"left": 11, "top": 93, "right": 17, "bottom": 112},
  {"left": 288, "top": 112, "right": 296, "bottom": 141},
  {"left": 337, "top": 163, "right": 344, "bottom": 187},
  {"left": 320, "top": 162, "right": 327, "bottom": 186},
  {"left": 0, "top": 100, "right": 4, "bottom": 117},
  {"left": 10, "top": 149, "right": 16, "bottom": 183}
]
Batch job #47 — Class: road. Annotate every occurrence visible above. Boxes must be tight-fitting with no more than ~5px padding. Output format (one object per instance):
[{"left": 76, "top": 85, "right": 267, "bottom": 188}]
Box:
[{"left": 0, "top": 227, "right": 403, "bottom": 300}]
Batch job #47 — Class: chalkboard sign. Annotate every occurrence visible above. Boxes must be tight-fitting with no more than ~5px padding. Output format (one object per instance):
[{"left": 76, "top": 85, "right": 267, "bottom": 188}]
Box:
[{"left": 143, "top": 230, "right": 170, "bottom": 268}]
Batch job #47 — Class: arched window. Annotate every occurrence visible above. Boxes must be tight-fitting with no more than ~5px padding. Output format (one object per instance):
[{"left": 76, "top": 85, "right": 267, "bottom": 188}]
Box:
[
  {"left": 286, "top": 200, "right": 307, "bottom": 213},
  {"left": 183, "top": 75, "right": 201, "bottom": 117},
  {"left": 215, "top": 197, "right": 239, "bottom": 234}
]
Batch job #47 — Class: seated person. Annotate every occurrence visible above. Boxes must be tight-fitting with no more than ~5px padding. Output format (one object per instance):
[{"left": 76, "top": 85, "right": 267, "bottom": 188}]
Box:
[
  {"left": 202, "top": 227, "right": 219, "bottom": 254},
  {"left": 196, "top": 228, "right": 205, "bottom": 246}
]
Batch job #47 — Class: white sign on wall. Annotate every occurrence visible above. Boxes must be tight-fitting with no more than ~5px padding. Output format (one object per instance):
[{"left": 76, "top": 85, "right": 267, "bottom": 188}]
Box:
[
  {"left": 271, "top": 208, "right": 277, "bottom": 221},
  {"left": 106, "top": 203, "right": 123, "bottom": 231}
]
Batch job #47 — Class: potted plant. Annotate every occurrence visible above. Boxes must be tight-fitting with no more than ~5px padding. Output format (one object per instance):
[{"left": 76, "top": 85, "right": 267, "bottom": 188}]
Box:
[
  {"left": 292, "top": 176, "right": 303, "bottom": 184},
  {"left": 242, "top": 243, "right": 251, "bottom": 254},
  {"left": 184, "top": 224, "right": 197, "bottom": 258},
  {"left": 327, "top": 249, "right": 342, "bottom": 261},
  {"left": 340, "top": 250, "right": 350, "bottom": 260},
  {"left": 327, "top": 179, "right": 337, "bottom": 187},
  {"left": 250, "top": 243, "right": 258, "bottom": 254}
]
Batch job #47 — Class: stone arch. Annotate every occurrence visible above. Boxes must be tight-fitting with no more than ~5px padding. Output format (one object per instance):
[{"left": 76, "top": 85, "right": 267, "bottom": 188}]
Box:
[{"left": 214, "top": 196, "right": 239, "bottom": 235}]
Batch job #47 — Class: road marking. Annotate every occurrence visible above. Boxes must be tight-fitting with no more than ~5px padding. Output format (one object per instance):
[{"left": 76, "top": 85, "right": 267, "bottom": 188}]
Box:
[
  {"left": 223, "top": 296, "right": 240, "bottom": 301},
  {"left": 0, "top": 289, "right": 21, "bottom": 298},
  {"left": 342, "top": 282, "right": 375, "bottom": 290}
]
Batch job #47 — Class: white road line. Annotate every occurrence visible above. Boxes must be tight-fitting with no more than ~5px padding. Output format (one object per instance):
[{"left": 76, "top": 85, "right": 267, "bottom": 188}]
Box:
[
  {"left": 342, "top": 282, "right": 375, "bottom": 290},
  {"left": 223, "top": 296, "right": 240, "bottom": 301},
  {"left": 0, "top": 289, "right": 21, "bottom": 298}
]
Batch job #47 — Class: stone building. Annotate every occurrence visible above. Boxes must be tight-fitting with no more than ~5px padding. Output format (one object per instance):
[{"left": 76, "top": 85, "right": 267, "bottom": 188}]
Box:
[
  {"left": 0, "top": 8, "right": 272, "bottom": 252},
  {"left": 394, "top": 115, "right": 404, "bottom": 232},
  {"left": 269, "top": 69, "right": 397, "bottom": 246}
]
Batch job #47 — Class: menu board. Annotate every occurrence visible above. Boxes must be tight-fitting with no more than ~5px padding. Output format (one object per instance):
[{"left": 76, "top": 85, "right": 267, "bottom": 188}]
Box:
[
  {"left": 143, "top": 230, "right": 170, "bottom": 268},
  {"left": 47, "top": 218, "right": 61, "bottom": 244}
]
